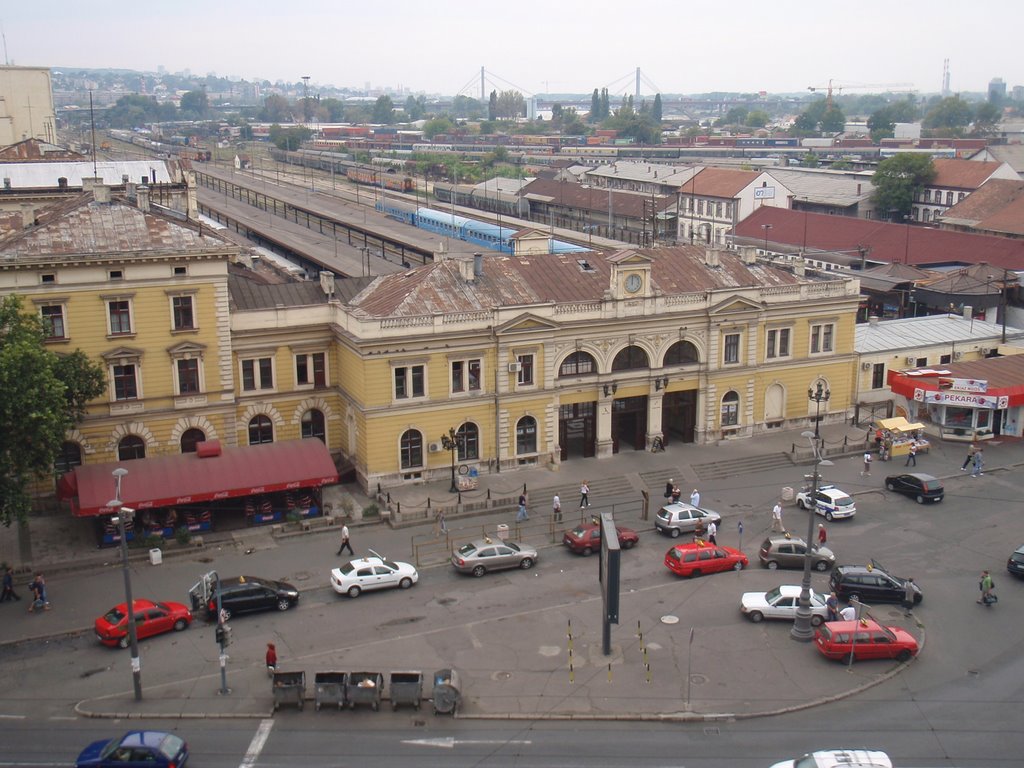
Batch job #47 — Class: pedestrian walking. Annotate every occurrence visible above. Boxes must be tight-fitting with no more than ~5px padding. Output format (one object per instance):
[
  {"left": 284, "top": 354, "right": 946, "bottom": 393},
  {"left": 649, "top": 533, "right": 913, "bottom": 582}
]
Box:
[
  {"left": 336, "top": 524, "right": 354, "bottom": 556},
  {"left": 1, "top": 565, "right": 20, "bottom": 602},
  {"left": 905, "top": 441, "right": 918, "bottom": 467},
  {"left": 817, "top": 523, "right": 827, "bottom": 548},
  {"left": 516, "top": 493, "right": 529, "bottom": 522},
  {"left": 826, "top": 591, "right": 839, "bottom": 622},
  {"left": 771, "top": 501, "right": 784, "bottom": 532},
  {"left": 552, "top": 494, "right": 562, "bottom": 522},
  {"left": 706, "top": 519, "right": 718, "bottom": 545},
  {"left": 579, "top": 481, "right": 590, "bottom": 509},
  {"left": 861, "top": 451, "right": 873, "bottom": 476},
  {"left": 434, "top": 510, "right": 448, "bottom": 536},
  {"left": 671, "top": 485, "right": 682, "bottom": 503},
  {"left": 664, "top": 479, "right": 674, "bottom": 499},
  {"left": 971, "top": 449, "right": 984, "bottom": 477},
  {"left": 693, "top": 518, "right": 705, "bottom": 543},
  {"left": 902, "top": 578, "right": 916, "bottom": 616},
  {"left": 978, "top": 570, "right": 994, "bottom": 604},
  {"left": 266, "top": 642, "right": 278, "bottom": 677},
  {"left": 28, "top": 572, "right": 49, "bottom": 612},
  {"left": 690, "top": 488, "right": 700, "bottom": 508},
  {"left": 961, "top": 443, "right": 977, "bottom": 471}
]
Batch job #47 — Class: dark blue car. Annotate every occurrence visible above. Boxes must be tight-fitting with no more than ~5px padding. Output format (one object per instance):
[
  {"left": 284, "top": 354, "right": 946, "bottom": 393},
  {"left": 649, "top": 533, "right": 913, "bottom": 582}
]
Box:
[{"left": 76, "top": 730, "right": 188, "bottom": 767}]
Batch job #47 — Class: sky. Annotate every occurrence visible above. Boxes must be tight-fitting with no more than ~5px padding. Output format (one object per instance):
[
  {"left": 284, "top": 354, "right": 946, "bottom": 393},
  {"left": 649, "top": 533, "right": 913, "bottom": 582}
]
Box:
[{"left": 5, "top": 1, "right": 1021, "bottom": 97}]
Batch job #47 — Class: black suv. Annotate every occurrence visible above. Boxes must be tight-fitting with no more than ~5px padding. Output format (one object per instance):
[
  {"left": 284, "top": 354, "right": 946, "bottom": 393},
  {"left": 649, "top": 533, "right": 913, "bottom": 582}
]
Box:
[
  {"left": 190, "top": 575, "right": 299, "bottom": 620},
  {"left": 829, "top": 562, "right": 922, "bottom": 605},
  {"left": 1008, "top": 545, "right": 1024, "bottom": 578}
]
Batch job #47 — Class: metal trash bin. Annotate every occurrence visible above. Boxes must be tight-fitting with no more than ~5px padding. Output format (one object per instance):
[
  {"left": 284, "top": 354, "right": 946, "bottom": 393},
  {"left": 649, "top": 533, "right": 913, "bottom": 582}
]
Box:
[
  {"left": 272, "top": 670, "right": 306, "bottom": 711},
  {"left": 389, "top": 670, "right": 423, "bottom": 711},
  {"left": 496, "top": 523, "right": 509, "bottom": 539},
  {"left": 781, "top": 487, "right": 795, "bottom": 502},
  {"left": 431, "top": 668, "right": 462, "bottom": 715},
  {"left": 313, "top": 672, "right": 347, "bottom": 711},
  {"left": 148, "top": 548, "right": 162, "bottom": 565},
  {"left": 345, "top": 671, "right": 383, "bottom": 711}
]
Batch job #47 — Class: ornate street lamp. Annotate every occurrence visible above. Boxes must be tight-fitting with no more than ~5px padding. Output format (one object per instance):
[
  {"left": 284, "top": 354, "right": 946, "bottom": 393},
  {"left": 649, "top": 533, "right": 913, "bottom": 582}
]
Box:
[
  {"left": 809, "top": 380, "right": 830, "bottom": 442},
  {"left": 107, "top": 467, "right": 143, "bottom": 700},
  {"left": 440, "top": 427, "right": 460, "bottom": 494}
]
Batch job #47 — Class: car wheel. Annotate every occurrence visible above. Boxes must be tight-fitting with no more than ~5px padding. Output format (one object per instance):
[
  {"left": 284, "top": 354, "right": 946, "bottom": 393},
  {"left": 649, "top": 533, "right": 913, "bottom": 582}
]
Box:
[
  {"left": 845, "top": 652, "right": 857, "bottom": 665},
  {"left": 797, "top": 498, "right": 808, "bottom": 510},
  {"left": 916, "top": 494, "right": 925, "bottom": 504},
  {"left": 814, "top": 560, "right": 829, "bottom": 572},
  {"left": 472, "top": 565, "right": 486, "bottom": 578},
  {"left": 277, "top": 598, "right": 291, "bottom": 611},
  {"left": 621, "top": 540, "right": 635, "bottom": 550},
  {"left": 825, "top": 511, "right": 834, "bottom": 522},
  {"left": 733, "top": 560, "right": 744, "bottom": 571},
  {"left": 748, "top": 611, "right": 764, "bottom": 623},
  {"left": 118, "top": 635, "right": 130, "bottom": 649},
  {"left": 520, "top": 557, "right": 535, "bottom": 570},
  {"left": 670, "top": 528, "right": 681, "bottom": 538},
  {"left": 896, "top": 649, "right": 912, "bottom": 662},
  {"left": 347, "top": 585, "right": 361, "bottom": 598},
  {"left": 766, "top": 560, "right": 779, "bottom": 571},
  {"left": 581, "top": 547, "right": 593, "bottom": 557},
  {"left": 811, "top": 615, "right": 824, "bottom": 627},
  {"left": 173, "top": 619, "right": 188, "bottom": 631},
  {"left": 849, "top": 594, "right": 860, "bottom": 604},
  {"left": 399, "top": 577, "right": 413, "bottom": 589},
  {"left": 690, "top": 569, "right": 702, "bottom": 578},
  {"left": 886, "top": 481, "right": 896, "bottom": 491}
]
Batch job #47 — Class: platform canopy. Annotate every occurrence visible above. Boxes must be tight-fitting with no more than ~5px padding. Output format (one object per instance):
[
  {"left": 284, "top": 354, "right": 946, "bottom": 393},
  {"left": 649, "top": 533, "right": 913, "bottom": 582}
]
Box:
[{"left": 59, "top": 440, "right": 339, "bottom": 517}]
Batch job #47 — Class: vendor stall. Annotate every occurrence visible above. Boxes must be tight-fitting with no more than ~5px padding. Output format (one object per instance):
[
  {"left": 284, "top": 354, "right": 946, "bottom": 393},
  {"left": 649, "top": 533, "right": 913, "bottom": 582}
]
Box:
[{"left": 875, "top": 417, "right": 929, "bottom": 458}]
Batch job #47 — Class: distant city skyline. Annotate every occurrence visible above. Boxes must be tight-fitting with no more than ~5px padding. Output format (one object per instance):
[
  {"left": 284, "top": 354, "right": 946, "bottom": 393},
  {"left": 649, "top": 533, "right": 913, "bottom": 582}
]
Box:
[{"left": 6, "top": 1, "right": 1021, "bottom": 97}]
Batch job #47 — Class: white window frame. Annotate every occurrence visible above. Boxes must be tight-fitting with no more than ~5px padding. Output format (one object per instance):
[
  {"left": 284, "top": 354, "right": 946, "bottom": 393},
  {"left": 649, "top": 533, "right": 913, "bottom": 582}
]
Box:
[
  {"left": 393, "top": 363, "right": 426, "bottom": 400},
  {"left": 516, "top": 352, "right": 535, "bottom": 386},
  {"left": 110, "top": 361, "right": 142, "bottom": 402},
  {"left": 36, "top": 300, "right": 69, "bottom": 341},
  {"left": 173, "top": 356, "right": 204, "bottom": 396},
  {"left": 766, "top": 327, "right": 791, "bottom": 360},
  {"left": 168, "top": 292, "right": 197, "bottom": 332},
  {"left": 239, "top": 356, "right": 276, "bottom": 392},
  {"left": 104, "top": 296, "right": 135, "bottom": 337},
  {"left": 723, "top": 332, "right": 742, "bottom": 365},
  {"left": 295, "top": 351, "right": 328, "bottom": 389},
  {"left": 450, "top": 357, "right": 482, "bottom": 395},
  {"left": 810, "top": 322, "right": 835, "bottom": 355}
]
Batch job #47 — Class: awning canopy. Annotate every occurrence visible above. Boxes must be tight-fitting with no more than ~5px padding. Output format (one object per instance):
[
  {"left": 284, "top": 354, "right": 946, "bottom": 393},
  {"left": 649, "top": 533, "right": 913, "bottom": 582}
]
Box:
[
  {"left": 61, "top": 440, "right": 339, "bottom": 517},
  {"left": 877, "top": 417, "right": 926, "bottom": 433}
]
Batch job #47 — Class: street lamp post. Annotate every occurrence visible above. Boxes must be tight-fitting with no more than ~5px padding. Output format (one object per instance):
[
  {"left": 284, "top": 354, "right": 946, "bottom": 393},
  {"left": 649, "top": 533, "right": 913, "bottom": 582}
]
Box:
[
  {"left": 108, "top": 467, "right": 143, "bottom": 700},
  {"left": 792, "top": 384, "right": 833, "bottom": 642},
  {"left": 440, "top": 427, "right": 459, "bottom": 494}
]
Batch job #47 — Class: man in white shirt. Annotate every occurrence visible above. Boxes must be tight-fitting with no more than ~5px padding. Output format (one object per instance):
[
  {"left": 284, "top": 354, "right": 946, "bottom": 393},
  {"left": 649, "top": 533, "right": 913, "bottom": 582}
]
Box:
[{"left": 771, "top": 502, "right": 784, "bottom": 532}]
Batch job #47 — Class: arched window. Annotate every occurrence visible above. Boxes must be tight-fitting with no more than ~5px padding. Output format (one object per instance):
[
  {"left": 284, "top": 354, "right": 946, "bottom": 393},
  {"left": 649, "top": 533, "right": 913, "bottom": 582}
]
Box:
[
  {"left": 558, "top": 351, "right": 597, "bottom": 377},
  {"left": 118, "top": 435, "right": 146, "bottom": 461},
  {"left": 248, "top": 415, "right": 274, "bottom": 445},
  {"left": 721, "top": 391, "right": 740, "bottom": 427},
  {"left": 456, "top": 422, "right": 479, "bottom": 461},
  {"left": 664, "top": 340, "right": 700, "bottom": 366},
  {"left": 54, "top": 441, "right": 82, "bottom": 474},
  {"left": 611, "top": 345, "right": 650, "bottom": 371},
  {"left": 400, "top": 429, "right": 423, "bottom": 469},
  {"left": 516, "top": 416, "right": 537, "bottom": 455},
  {"left": 180, "top": 428, "right": 206, "bottom": 453},
  {"left": 301, "top": 409, "right": 326, "bottom": 443}
]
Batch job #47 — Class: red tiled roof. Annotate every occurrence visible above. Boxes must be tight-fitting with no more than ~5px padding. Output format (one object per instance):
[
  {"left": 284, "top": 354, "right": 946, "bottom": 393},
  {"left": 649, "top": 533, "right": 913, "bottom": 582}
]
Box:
[
  {"left": 930, "top": 158, "right": 1005, "bottom": 190},
  {"left": 687, "top": 167, "right": 760, "bottom": 198}
]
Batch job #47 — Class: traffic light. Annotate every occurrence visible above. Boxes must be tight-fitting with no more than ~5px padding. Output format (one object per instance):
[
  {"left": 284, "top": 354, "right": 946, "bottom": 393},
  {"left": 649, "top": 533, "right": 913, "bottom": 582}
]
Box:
[{"left": 215, "top": 624, "right": 232, "bottom": 646}]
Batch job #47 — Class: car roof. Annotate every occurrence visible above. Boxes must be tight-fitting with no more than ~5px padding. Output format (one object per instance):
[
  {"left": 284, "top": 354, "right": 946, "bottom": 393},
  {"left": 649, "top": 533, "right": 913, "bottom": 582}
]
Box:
[
  {"left": 661, "top": 501, "right": 700, "bottom": 512},
  {"left": 834, "top": 564, "right": 890, "bottom": 575},
  {"left": 764, "top": 533, "right": 806, "bottom": 545},
  {"left": 776, "top": 585, "right": 808, "bottom": 597},
  {"left": 346, "top": 556, "right": 384, "bottom": 567},
  {"left": 672, "top": 542, "right": 735, "bottom": 553},
  {"left": 818, "top": 487, "right": 851, "bottom": 498}
]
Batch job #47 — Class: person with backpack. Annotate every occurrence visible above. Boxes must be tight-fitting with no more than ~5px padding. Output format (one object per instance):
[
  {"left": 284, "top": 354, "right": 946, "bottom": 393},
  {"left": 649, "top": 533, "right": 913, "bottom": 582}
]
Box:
[{"left": 978, "top": 570, "right": 995, "bottom": 605}]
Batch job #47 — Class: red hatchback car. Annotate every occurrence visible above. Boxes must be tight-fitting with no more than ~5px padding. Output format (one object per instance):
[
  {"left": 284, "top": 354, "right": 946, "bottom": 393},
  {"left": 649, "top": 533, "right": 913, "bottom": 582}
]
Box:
[
  {"left": 95, "top": 599, "right": 193, "bottom": 649},
  {"left": 562, "top": 523, "right": 639, "bottom": 556},
  {"left": 664, "top": 542, "right": 747, "bottom": 577},
  {"left": 814, "top": 619, "right": 918, "bottom": 663}
]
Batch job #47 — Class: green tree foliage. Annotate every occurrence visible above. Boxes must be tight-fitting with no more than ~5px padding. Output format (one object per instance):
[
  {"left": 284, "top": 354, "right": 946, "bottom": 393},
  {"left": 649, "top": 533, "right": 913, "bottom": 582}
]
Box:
[
  {"left": 652, "top": 94, "right": 663, "bottom": 122},
  {"left": 793, "top": 98, "right": 846, "bottom": 134},
  {"left": 0, "top": 296, "right": 105, "bottom": 526},
  {"left": 495, "top": 90, "right": 525, "bottom": 120},
  {"left": 372, "top": 95, "right": 395, "bottom": 124},
  {"left": 268, "top": 124, "right": 312, "bottom": 150},
  {"left": 600, "top": 89, "right": 610, "bottom": 120},
  {"left": 604, "top": 110, "right": 661, "bottom": 145},
  {"left": 718, "top": 107, "right": 748, "bottom": 127},
  {"left": 451, "top": 95, "right": 484, "bottom": 120},
  {"left": 867, "top": 99, "right": 919, "bottom": 141},
  {"left": 745, "top": 109, "right": 769, "bottom": 128},
  {"left": 104, "top": 95, "right": 176, "bottom": 129},
  {"left": 259, "top": 94, "right": 293, "bottom": 123},
  {"left": 589, "top": 89, "right": 600, "bottom": 123},
  {"left": 179, "top": 90, "right": 209, "bottom": 119},
  {"left": 404, "top": 95, "right": 427, "bottom": 121},
  {"left": 320, "top": 98, "right": 346, "bottom": 122},
  {"left": 871, "top": 153, "right": 936, "bottom": 218},
  {"left": 972, "top": 102, "right": 1002, "bottom": 135},
  {"left": 489, "top": 91, "right": 498, "bottom": 121},
  {"left": 423, "top": 116, "right": 455, "bottom": 139},
  {"left": 923, "top": 96, "right": 973, "bottom": 136}
]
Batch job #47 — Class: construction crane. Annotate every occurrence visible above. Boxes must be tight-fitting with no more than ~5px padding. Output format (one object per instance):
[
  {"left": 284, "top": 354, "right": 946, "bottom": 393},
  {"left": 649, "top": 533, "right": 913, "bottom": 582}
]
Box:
[{"left": 807, "top": 80, "right": 916, "bottom": 109}]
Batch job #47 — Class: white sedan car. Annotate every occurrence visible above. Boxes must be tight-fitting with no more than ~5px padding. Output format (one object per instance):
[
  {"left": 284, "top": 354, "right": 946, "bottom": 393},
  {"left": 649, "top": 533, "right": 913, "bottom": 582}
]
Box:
[
  {"left": 740, "top": 584, "right": 830, "bottom": 625},
  {"left": 330, "top": 551, "right": 418, "bottom": 598}
]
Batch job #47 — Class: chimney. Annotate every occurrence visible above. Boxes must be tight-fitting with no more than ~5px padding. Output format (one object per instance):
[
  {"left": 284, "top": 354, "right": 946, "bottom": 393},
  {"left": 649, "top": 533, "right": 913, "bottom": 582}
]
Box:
[
  {"left": 92, "top": 184, "right": 111, "bottom": 204},
  {"left": 126, "top": 182, "right": 137, "bottom": 201},
  {"left": 856, "top": 183, "right": 862, "bottom": 195},
  {"left": 57, "top": 177, "right": 68, "bottom": 189},
  {"left": 458, "top": 258, "right": 476, "bottom": 282},
  {"left": 740, "top": 246, "right": 757, "bottom": 265},
  {"left": 704, "top": 246, "right": 720, "bottom": 268},
  {"left": 868, "top": 315, "right": 879, "bottom": 326},
  {"left": 20, "top": 203, "right": 36, "bottom": 229},
  {"left": 962, "top": 305, "right": 972, "bottom": 320},
  {"left": 3, "top": 177, "right": 10, "bottom": 190},
  {"left": 81, "top": 177, "right": 100, "bottom": 192},
  {"left": 121, "top": 174, "right": 130, "bottom": 185},
  {"left": 137, "top": 185, "right": 150, "bottom": 212},
  {"left": 794, "top": 256, "right": 806, "bottom": 277},
  {"left": 473, "top": 252, "right": 483, "bottom": 277}
]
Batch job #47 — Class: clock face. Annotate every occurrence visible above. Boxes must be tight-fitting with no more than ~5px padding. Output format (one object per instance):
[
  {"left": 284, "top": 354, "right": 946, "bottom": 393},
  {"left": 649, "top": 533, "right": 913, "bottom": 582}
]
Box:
[{"left": 625, "top": 274, "right": 643, "bottom": 293}]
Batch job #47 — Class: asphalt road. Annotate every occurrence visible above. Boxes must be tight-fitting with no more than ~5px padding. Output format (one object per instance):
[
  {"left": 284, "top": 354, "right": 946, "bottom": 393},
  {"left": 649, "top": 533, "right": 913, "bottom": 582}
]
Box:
[{"left": 1, "top": 461, "right": 1022, "bottom": 767}]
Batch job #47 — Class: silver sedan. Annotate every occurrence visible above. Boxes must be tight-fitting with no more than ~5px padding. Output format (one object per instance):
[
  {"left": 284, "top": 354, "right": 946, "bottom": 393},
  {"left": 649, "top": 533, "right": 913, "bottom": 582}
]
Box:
[
  {"left": 451, "top": 538, "right": 538, "bottom": 577},
  {"left": 740, "top": 585, "right": 830, "bottom": 625}
]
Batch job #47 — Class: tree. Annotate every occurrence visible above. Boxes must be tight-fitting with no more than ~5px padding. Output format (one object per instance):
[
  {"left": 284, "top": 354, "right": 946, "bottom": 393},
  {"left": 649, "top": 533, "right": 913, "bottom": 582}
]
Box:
[
  {"left": 589, "top": 89, "right": 600, "bottom": 123},
  {"left": 867, "top": 99, "right": 919, "bottom": 141},
  {"left": 372, "top": 95, "right": 395, "bottom": 124},
  {"left": 404, "top": 95, "right": 427, "bottom": 121},
  {"left": 871, "top": 153, "right": 936, "bottom": 219},
  {"left": 495, "top": 90, "right": 525, "bottom": 120},
  {"left": 793, "top": 98, "right": 845, "bottom": 134},
  {"left": 489, "top": 91, "right": 498, "bottom": 121},
  {"left": 719, "top": 107, "right": 748, "bottom": 127},
  {"left": 260, "top": 94, "right": 292, "bottom": 123},
  {"left": 745, "top": 109, "right": 769, "bottom": 128},
  {"left": 104, "top": 95, "right": 170, "bottom": 129},
  {"left": 600, "top": 89, "right": 610, "bottom": 120},
  {"left": 320, "top": 98, "right": 346, "bottom": 122},
  {"left": 923, "top": 96, "right": 973, "bottom": 136},
  {"left": 268, "top": 123, "right": 313, "bottom": 150},
  {"left": 0, "top": 296, "right": 105, "bottom": 526},
  {"left": 652, "top": 94, "right": 663, "bottom": 122},
  {"left": 972, "top": 102, "right": 1002, "bottom": 135},
  {"left": 179, "top": 90, "right": 209, "bottom": 118},
  {"left": 423, "top": 116, "right": 455, "bottom": 139}
]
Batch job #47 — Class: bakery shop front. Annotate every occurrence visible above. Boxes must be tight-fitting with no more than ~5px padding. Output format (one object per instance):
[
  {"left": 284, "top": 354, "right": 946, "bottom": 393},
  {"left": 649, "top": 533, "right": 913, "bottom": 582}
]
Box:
[{"left": 887, "top": 355, "right": 1024, "bottom": 442}]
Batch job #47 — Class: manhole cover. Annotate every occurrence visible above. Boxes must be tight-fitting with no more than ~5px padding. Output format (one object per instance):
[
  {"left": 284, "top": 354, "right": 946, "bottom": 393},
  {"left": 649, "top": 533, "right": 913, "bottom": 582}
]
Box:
[
  {"left": 690, "top": 673, "right": 709, "bottom": 685},
  {"left": 661, "top": 615, "right": 679, "bottom": 624},
  {"left": 492, "top": 671, "right": 513, "bottom": 681},
  {"left": 292, "top": 571, "right": 313, "bottom": 582}
]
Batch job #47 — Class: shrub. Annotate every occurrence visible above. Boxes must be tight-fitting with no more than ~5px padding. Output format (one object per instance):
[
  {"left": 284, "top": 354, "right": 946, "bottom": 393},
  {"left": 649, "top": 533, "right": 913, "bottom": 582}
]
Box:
[
  {"left": 363, "top": 503, "right": 380, "bottom": 518},
  {"left": 175, "top": 526, "right": 192, "bottom": 546}
]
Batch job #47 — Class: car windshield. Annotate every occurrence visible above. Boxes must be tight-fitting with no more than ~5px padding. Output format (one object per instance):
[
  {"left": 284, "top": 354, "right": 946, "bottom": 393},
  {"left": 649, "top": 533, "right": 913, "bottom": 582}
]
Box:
[
  {"left": 1012, "top": 551, "right": 1024, "bottom": 564},
  {"left": 158, "top": 734, "right": 185, "bottom": 758},
  {"left": 98, "top": 737, "right": 121, "bottom": 759},
  {"left": 457, "top": 543, "right": 478, "bottom": 556},
  {"left": 383, "top": 560, "right": 400, "bottom": 570},
  {"left": 338, "top": 563, "right": 355, "bottom": 575},
  {"left": 570, "top": 526, "right": 587, "bottom": 536},
  {"left": 794, "top": 757, "right": 819, "bottom": 768},
  {"left": 764, "top": 587, "right": 783, "bottom": 601},
  {"left": 102, "top": 607, "right": 127, "bottom": 624},
  {"left": 921, "top": 479, "right": 940, "bottom": 490}
]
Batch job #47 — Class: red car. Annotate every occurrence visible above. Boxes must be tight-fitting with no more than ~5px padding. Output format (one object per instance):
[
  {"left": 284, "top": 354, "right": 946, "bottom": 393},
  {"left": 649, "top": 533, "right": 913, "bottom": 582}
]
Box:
[
  {"left": 562, "top": 523, "right": 639, "bottom": 555},
  {"left": 95, "top": 599, "right": 193, "bottom": 648},
  {"left": 664, "top": 542, "right": 748, "bottom": 577},
  {"left": 814, "top": 619, "right": 918, "bottom": 663}
]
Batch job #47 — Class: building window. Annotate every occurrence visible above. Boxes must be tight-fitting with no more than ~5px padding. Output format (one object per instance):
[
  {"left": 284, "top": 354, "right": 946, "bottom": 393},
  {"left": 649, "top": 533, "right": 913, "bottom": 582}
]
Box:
[
  {"left": 715, "top": 201, "right": 723, "bottom": 217},
  {"left": 394, "top": 365, "right": 425, "bottom": 399},
  {"left": 945, "top": 191, "right": 953, "bottom": 206},
  {"left": 108, "top": 300, "right": 132, "bottom": 335},
  {"left": 180, "top": 428, "right": 206, "bottom": 453},
  {"left": 40, "top": 273, "right": 56, "bottom": 284},
  {"left": 296, "top": 352, "right": 327, "bottom": 387},
  {"left": 400, "top": 429, "right": 423, "bottom": 469},
  {"left": 871, "top": 363, "right": 886, "bottom": 389},
  {"left": 766, "top": 328, "right": 791, "bottom": 359},
  {"left": 456, "top": 422, "right": 479, "bottom": 461},
  {"left": 112, "top": 364, "right": 139, "bottom": 400},
  {"left": 611, "top": 345, "right": 650, "bottom": 371},
  {"left": 176, "top": 358, "right": 201, "bottom": 394},
  {"left": 451, "top": 358, "right": 481, "bottom": 393},
  {"left": 810, "top": 323, "right": 834, "bottom": 354},
  {"left": 248, "top": 415, "right": 274, "bottom": 445},
  {"left": 939, "top": 354, "right": 952, "bottom": 365},
  {"left": 54, "top": 441, "right": 82, "bottom": 474},
  {"left": 558, "top": 351, "right": 596, "bottom": 377},
  {"left": 923, "top": 190, "right": 931, "bottom": 203},
  {"left": 40, "top": 305, "right": 66, "bottom": 340},
  {"left": 721, "top": 391, "right": 740, "bottom": 427},
  {"left": 724, "top": 333, "right": 740, "bottom": 364},
  {"left": 301, "top": 409, "right": 326, "bottom": 442},
  {"left": 664, "top": 340, "right": 699, "bottom": 365},
  {"left": 118, "top": 435, "right": 146, "bottom": 461},
  {"left": 516, "top": 353, "right": 534, "bottom": 385},
  {"left": 241, "top": 357, "right": 274, "bottom": 391},
  {"left": 171, "top": 295, "right": 195, "bottom": 331},
  {"left": 516, "top": 416, "right": 537, "bottom": 454}
]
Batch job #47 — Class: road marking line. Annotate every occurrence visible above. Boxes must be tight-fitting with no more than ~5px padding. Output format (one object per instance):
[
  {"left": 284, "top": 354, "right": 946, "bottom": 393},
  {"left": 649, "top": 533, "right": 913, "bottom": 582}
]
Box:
[
  {"left": 401, "top": 737, "right": 532, "bottom": 749},
  {"left": 0, "top": 714, "right": 25, "bottom": 719},
  {"left": 239, "top": 718, "right": 274, "bottom": 768}
]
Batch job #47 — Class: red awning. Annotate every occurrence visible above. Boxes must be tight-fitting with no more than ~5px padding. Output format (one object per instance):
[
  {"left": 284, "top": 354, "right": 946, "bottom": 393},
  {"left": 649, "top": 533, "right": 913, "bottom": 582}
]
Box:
[{"left": 65, "top": 440, "right": 339, "bottom": 517}]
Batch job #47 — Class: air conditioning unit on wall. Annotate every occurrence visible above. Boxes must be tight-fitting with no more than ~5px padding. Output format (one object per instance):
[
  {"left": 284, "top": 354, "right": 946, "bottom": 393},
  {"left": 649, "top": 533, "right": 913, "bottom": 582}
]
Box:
[
  {"left": 861, "top": 362, "right": 872, "bottom": 371},
  {"left": 905, "top": 356, "right": 916, "bottom": 365},
  {"left": 428, "top": 442, "right": 441, "bottom": 453},
  {"left": 508, "top": 362, "right": 522, "bottom": 373},
  {"left": 953, "top": 351, "right": 963, "bottom": 361}
]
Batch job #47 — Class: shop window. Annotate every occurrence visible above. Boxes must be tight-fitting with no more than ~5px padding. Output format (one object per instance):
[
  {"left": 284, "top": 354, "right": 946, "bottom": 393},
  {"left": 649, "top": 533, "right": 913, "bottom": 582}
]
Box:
[
  {"left": 721, "top": 391, "right": 740, "bottom": 427},
  {"left": 516, "top": 416, "right": 537, "bottom": 454}
]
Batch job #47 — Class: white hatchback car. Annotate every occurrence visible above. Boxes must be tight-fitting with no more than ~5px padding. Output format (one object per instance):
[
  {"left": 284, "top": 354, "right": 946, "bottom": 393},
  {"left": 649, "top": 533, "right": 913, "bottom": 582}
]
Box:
[
  {"left": 330, "top": 550, "right": 418, "bottom": 598},
  {"left": 740, "top": 584, "right": 830, "bottom": 626},
  {"left": 795, "top": 484, "right": 857, "bottom": 520},
  {"left": 769, "top": 749, "right": 892, "bottom": 768}
]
